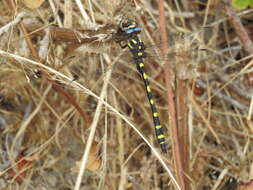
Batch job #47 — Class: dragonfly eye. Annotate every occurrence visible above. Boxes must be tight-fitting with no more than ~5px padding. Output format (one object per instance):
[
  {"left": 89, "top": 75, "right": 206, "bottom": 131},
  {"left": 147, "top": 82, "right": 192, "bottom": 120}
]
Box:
[{"left": 119, "top": 19, "right": 138, "bottom": 32}]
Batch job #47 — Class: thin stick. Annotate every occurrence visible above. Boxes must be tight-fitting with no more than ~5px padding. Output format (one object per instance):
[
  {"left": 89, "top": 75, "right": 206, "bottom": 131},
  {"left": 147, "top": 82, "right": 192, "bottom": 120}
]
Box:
[
  {"left": 158, "top": 0, "right": 185, "bottom": 189},
  {"left": 74, "top": 0, "right": 91, "bottom": 24}
]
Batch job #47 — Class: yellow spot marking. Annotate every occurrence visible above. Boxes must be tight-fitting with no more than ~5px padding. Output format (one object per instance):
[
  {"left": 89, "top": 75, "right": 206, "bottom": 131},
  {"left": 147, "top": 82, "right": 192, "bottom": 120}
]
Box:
[
  {"left": 143, "top": 73, "right": 148, "bottom": 79},
  {"left": 138, "top": 52, "right": 143, "bottom": 56},
  {"left": 139, "top": 46, "right": 142, "bottom": 49},
  {"left": 147, "top": 86, "right": 151, "bottom": 92},
  {"left": 131, "top": 39, "right": 137, "bottom": 44},
  {"left": 153, "top": 112, "right": 158, "bottom": 117},
  {"left": 160, "top": 141, "right": 165, "bottom": 144},
  {"left": 128, "top": 42, "right": 133, "bottom": 49},
  {"left": 150, "top": 99, "right": 154, "bottom": 104},
  {"left": 158, "top": 134, "right": 165, "bottom": 139},
  {"left": 139, "top": 63, "right": 144, "bottom": 67},
  {"left": 155, "top": 125, "right": 162, "bottom": 129}
]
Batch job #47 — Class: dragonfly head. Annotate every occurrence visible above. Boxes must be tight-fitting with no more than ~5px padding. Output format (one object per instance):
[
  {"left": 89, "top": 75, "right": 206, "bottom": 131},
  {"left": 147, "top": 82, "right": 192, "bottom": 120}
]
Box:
[
  {"left": 112, "top": 18, "right": 141, "bottom": 48},
  {"left": 119, "top": 20, "right": 141, "bottom": 35}
]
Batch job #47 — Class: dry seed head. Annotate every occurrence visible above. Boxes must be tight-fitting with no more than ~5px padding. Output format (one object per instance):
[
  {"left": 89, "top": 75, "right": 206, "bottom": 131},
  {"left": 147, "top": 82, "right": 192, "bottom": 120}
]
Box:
[{"left": 173, "top": 33, "right": 201, "bottom": 80}]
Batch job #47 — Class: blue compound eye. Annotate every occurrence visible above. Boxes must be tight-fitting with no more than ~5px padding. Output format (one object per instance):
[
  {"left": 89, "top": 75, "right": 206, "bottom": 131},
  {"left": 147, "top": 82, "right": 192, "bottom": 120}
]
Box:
[{"left": 124, "top": 27, "right": 141, "bottom": 34}]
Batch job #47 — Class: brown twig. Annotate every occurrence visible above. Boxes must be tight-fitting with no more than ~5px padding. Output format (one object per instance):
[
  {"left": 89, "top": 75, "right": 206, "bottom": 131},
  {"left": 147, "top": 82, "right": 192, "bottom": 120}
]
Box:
[
  {"left": 175, "top": 77, "right": 190, "bottom": 190},
  {"left": 157, "top": 0, "right": 186, "bottom": 190}
]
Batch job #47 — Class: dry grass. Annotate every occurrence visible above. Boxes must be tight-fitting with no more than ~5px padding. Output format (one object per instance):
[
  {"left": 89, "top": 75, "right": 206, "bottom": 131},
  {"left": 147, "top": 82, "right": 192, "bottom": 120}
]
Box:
[{"left": 0, "top": 0, "right": 253, "bottom": 190}]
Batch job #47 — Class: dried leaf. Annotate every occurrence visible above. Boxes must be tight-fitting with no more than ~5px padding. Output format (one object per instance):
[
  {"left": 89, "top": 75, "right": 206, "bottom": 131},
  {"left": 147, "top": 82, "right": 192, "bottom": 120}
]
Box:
[
  {"left": 84, "top": 141, "right": 101, "bottom": 171},
  {"left": 71, "top": 141, "right": 101, "bottom": 173},
  {"left": 7, "top": 154, "right": 33, "bottom": 183},
  {"left": 22, "top": 0, "right": 45, "bottom": 9}
]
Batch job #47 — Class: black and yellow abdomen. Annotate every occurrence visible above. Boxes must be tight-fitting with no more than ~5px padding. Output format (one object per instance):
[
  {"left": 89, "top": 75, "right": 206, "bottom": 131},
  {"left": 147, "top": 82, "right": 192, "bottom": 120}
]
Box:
[{"left": 114, "top": 21, "right": 167, "bottom": 153}]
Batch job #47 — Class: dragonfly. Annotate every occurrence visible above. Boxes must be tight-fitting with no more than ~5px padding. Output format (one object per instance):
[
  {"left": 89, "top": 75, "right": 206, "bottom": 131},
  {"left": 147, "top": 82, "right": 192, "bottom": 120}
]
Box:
[{"left": 112, "top": 19, "right": 168, "bottom": 153}]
